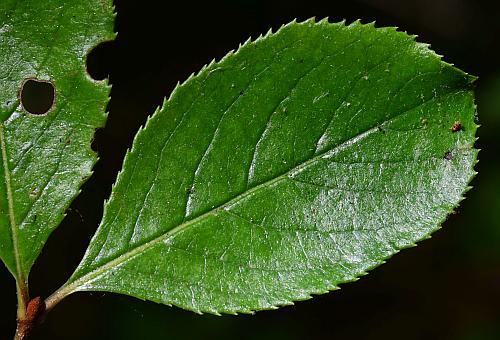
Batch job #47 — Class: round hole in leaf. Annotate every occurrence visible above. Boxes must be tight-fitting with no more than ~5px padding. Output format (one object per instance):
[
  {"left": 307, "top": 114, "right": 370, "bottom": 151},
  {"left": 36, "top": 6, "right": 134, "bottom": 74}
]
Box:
[{"left": 20, "top": 79, "right": 55, "bottom": 115}]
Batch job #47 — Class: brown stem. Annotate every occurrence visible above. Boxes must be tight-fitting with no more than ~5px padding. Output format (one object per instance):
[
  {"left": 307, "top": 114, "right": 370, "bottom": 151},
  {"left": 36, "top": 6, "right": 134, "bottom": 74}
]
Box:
[
  {"left": 13, "top": 297, "right": 44, "bottom": 340},
  {"left": 14, "top": 320, "right": 29, "bottom": 340}
]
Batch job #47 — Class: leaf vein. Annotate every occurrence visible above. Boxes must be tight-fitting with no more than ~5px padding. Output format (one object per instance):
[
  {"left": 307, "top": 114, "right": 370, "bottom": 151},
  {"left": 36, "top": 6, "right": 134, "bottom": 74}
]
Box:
[
  {"left": 315, "top": 45, "right": 409, "bottom": 154},
  {"left": 184, "top": 64, "right": 273, "bottom": 219}
]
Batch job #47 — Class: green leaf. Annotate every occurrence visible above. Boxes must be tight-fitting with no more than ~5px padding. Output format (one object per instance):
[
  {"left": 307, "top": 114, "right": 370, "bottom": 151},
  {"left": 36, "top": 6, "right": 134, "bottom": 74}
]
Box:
[
  {"left": 58, "top": 19, "right": 477, "bottom": 314},
  {"left": 0, "top": 0, "right": 115, "bottom": 284}
]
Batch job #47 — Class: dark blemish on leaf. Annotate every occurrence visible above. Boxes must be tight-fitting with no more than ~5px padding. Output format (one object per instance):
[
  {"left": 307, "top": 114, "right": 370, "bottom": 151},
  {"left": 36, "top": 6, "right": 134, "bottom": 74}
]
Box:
[
  {"left": 19, "top": 79, "right": 55, "bottom": 115},
  {"left": 65, "top": 139, "right": 71, "bottom": 145},
  {"left": 33, "top": 214, "right": 37, "bottom": 222},
  {"left": 377, "top": 125, "right": 386, "bottom": 134},
  {"left": 239, "top": 91, "right": 244, "bottom": 96},
  {"left": 450, "top": 120, "right": 462, "bottom": 132},
  {"left": 299, "top": 59, "right": 304, "bottom": 63},
  {"left": 444, "top": 151, "right": 453, "bottom": 161},
  {"left": 186, "top": 187, "right": 194, "bottom": 194}
]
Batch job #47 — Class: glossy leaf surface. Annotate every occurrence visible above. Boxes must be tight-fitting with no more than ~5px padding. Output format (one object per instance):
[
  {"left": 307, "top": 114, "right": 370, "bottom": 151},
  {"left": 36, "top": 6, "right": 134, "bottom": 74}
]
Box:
[
  {"left": 0, "top": 0, "right": 115, "bottom": 283},
  {"left": 63, "top": 20, "right": 477, "bottom": 314}
]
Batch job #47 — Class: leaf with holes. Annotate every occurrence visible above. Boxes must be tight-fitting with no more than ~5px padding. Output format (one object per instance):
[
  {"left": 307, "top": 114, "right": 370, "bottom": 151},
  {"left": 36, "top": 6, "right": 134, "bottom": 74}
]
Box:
[
  {"left": 52, "top": 19, "right": 477, "bottom": 314},
  {"left": 0, "top": 0, "right": 115, "bottom": 292}
]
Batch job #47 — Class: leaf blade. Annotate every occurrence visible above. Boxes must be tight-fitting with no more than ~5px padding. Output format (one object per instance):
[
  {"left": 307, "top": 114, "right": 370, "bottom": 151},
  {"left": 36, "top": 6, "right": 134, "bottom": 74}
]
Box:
[
  {"left": 0, "top": 0, "right": 115, "bottom": 281},
  {"left": 63, "top": 19, "right": 477, "bottom": 314}
]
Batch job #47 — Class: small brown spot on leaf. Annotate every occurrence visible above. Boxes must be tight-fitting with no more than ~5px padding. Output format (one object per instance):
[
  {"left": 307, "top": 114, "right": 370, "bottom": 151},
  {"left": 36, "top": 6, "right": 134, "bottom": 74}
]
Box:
[{"left": 450, "top": 120, "right": 462, "bottom": 132}]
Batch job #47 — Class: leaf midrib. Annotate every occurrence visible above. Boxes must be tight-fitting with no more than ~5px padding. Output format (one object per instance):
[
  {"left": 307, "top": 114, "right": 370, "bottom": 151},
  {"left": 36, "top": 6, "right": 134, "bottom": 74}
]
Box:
[
  {"left": 58, "top": 86, "right": 466, "bottom": 298},
  {"left": 0, "top": 122, "right": 23, "bottom": 282}
]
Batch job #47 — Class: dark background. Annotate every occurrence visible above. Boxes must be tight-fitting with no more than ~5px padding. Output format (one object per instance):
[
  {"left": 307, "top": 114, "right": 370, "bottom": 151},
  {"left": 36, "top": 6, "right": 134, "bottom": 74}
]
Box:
[{"left": 1, "top": 0, "right": 500, "bottom": 339}]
